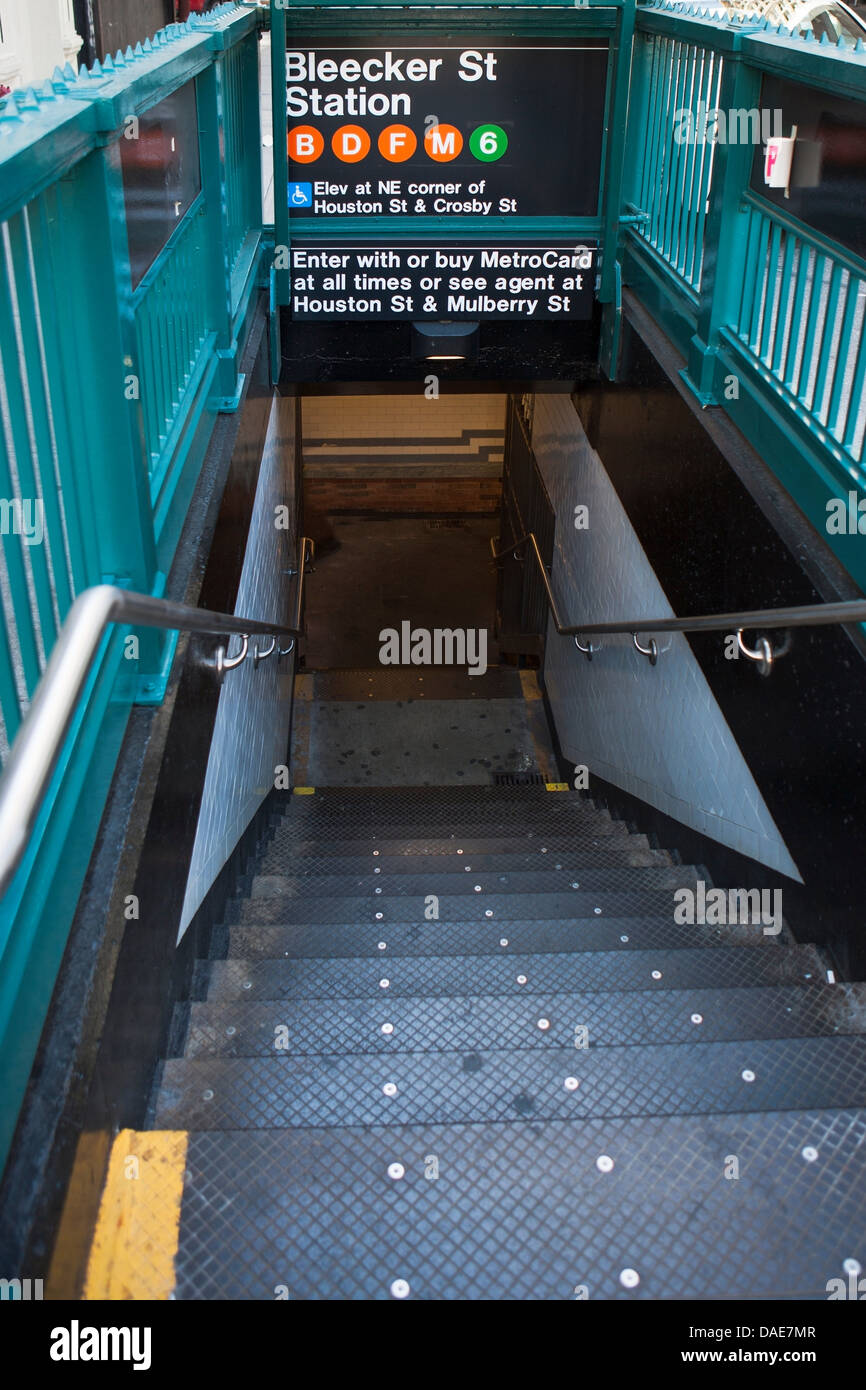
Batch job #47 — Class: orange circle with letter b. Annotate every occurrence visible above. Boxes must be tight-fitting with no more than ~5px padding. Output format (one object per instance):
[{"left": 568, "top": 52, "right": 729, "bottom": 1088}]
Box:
[{"left": 288, "top": 125, "right": 324, "bottom": 163}]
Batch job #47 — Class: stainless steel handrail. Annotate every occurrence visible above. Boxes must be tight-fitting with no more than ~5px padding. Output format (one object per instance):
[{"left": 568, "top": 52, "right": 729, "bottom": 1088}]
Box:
[
  {"left": 0, "top": 536, "right": 314, "bottom": 897},
  {"left": 491, "top": 532, "right": 866, "bottom": 637}
]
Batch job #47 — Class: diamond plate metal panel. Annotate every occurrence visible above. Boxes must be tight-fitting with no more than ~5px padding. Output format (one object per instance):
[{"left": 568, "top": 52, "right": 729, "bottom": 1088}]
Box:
[
  {"left": 532, "top": 393, "right": 798, "bottom": 879},
  {"left": 179, "top": 398, "right": 297, "bottom": 940},
  {"left": 172, "top": 1110, "right": 866, "bottom": 1299},
  {"left": 154, "top": 1036, "right": 866, "bottom": 1131},
  {"left": 180, "top": 984, "right": 866, "bottom": 1058}
]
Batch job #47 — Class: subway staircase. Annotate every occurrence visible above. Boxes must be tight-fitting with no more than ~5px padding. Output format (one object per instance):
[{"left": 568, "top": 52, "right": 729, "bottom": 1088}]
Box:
[{"left": 152, "top": 785, "right": 866, "bottom": 1300}]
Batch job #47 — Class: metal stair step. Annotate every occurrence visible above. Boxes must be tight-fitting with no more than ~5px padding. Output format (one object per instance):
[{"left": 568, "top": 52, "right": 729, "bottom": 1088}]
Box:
[
  {"left": 258, "top": 844, "right": 674, "bottom": 874},
  {"left": 226, "top": 914, "right": 792, "bottom": 959},
  {"left": 198, "top": 944, "right": 826, "bottom": 1001},
  {"left": 271, "top": 811, "right": 634, "bottom": 841},
  {"left": 247, "top": 865, "right": 700, "bottom": 900},
  {"left": 176, "top": 983, "right": 866, "bottom": 1057},
  {"left": 169, "top": 1110, "right": 866, "bottom": 1299},
  {"left": 153, "top": 1035, "right": 866, "bottom": 1129},
  {"left": 282, "top": 785, "right": 602, "bottom": 812},
  {"left": 275, "top": 792, "right": 632, "bottom": 837},
  {"left": 264, "top": 830, "right": 651, "bottom": 862},
  {"left": 229, "top": 888, "right": 719, "bottom": 926}
]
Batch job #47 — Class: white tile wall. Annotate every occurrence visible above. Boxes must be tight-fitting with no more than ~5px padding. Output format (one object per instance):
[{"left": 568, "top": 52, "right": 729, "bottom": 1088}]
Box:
[
  {"left": 178, "top": 395, "right": 297, "bottom": 940},
  {"left": 302, "top": 393, "right": 506, "bottom": 480},
  {"left": 533, "top": 393, "right": 801, "bottom": 880},
  {"left": 302, "top": 393, "right": 506, "bottom": 443}
]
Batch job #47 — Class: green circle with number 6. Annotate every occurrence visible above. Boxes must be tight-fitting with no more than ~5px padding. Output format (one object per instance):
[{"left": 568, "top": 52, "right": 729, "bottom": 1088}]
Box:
[{"left": 469, "top": 124, "right": 508, "bottom": 162}]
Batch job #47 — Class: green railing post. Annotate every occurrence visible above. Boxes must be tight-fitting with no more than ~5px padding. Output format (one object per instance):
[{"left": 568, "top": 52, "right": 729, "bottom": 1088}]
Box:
[
  {"left": 622, "top": 26, "right": 652, "bottom": 215},
  {"left": 196, "top": 20, "right": 265, "bottom": 407},
  {"left": 55, "top": 143, "right": 159, "bottom": 598},
  {"left": 198, "top": 58, "right": 241, "bottom": 405},
  {"left": 599, "top": 0, "right": 637, "bottom": 378},
  {"left": 683, "top": 39, "right": 762, "bottom": 404}
]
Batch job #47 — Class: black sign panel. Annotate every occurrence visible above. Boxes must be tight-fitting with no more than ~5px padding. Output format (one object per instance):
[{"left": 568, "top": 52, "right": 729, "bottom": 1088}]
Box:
[
  {"left": 285, "top": 39, "right": 608, "bottom": 220},
  {"left": 290, "top": 241, "right": 597, "bottom": 320}
]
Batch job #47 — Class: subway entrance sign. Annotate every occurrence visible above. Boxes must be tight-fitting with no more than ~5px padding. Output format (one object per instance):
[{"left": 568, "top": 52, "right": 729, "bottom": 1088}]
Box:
[
  {"left": 289, "top": 242, "right": 597, "bottom": 321},
  {"left": 285, "top": 39, "right": 609, "bottom": 219}
]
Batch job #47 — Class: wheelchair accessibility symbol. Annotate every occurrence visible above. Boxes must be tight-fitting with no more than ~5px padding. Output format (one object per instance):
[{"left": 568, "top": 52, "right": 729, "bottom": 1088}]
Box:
[{"left": 289, "top": 182, "right": 313, "bottom": 207}]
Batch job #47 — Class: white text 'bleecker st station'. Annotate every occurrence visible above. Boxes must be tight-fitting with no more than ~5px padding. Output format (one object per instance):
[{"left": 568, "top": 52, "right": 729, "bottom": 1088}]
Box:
[{"left": 286, "top": 50, "right": 498, "bottom": 117}]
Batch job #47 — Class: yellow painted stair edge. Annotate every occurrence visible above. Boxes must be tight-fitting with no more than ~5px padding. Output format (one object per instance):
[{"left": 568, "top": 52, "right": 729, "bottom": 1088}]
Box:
[{"left": 83, "top": 1130, "right": 187, "bottom": 1301}]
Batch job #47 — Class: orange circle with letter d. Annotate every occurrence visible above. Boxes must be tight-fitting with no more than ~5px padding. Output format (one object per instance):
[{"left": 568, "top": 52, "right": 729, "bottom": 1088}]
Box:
[{"left": 332, "top": 125, "right": 371, "bottom": 162}]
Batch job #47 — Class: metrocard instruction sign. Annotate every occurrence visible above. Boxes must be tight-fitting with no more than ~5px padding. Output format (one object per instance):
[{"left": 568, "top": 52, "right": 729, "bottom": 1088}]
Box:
[
  {"left": 284, "top": 36, "right": 607, "bottom": 323},
  {"left": 290, "top": 242, "right": 597, "bottom": 321}
]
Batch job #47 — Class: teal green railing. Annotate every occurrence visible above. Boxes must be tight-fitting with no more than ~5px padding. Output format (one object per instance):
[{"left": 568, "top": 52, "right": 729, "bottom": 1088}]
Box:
[
  {"left": 629, "top": 32, "right": 724, "bottom": 293},
  {"left": 623, "top": 3, "right": 866, "bottom": 589},
  {"left": 135, "top": 198, "right": 215, "bottom": 499},
  {"left": 0, "top": 2, "right": 263, "bottom": 1173},
  {"left": 730, "top": 196, "right": 866, "bottom": 466},
  {"left": 221, "top": 28, "right": 264, "bottom": 318}
]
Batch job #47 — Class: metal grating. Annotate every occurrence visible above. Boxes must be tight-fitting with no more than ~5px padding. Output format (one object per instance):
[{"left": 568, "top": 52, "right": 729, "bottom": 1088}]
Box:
[
  {"left": 172, "top": 1110, "right": 866, "bottom": 1299},
  {"left": 152, "top": 782, "right": 859, "bottom": 1300}
]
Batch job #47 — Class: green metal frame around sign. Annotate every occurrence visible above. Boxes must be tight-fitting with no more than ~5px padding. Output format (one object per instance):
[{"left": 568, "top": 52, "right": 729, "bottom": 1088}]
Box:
[{"left": 268, "top": 1, "right": 637, "bottom": 316}]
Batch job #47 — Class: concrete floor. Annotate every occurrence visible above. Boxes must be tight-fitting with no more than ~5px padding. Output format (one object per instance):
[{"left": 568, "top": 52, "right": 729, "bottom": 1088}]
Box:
[
  {"left": 302, "top": 516, "right": 502, "bottom": 670},
  {"left": 291, "top": 670, "right": 557, "bottom": 787},
  {"left": 292, "top": 514, "right": 556, "bottom": 785},
  {"left": 292, "top": 695, "right": 545, "bottom": 786}
]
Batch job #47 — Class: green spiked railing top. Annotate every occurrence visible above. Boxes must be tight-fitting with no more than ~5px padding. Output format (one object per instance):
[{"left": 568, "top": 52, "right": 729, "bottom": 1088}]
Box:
[{"left": 0, "top": 5, "right": 256, "bottom": 223}]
